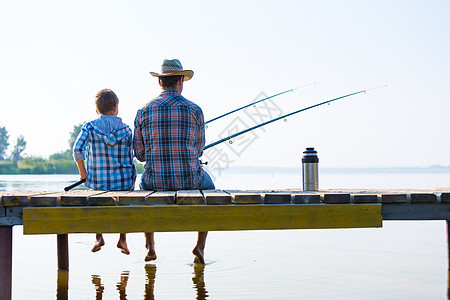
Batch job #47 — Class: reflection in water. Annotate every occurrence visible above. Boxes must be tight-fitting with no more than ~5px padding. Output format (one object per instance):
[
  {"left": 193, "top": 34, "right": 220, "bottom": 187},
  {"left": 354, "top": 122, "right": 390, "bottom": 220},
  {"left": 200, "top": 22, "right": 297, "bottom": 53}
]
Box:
[
  {"left": 192, "top": 263, "right": 209, "bottom": 300},
  {"left": 144, "top": 264, "right": 157, "bottom": 300},
  {"left": 116, "top": 271, "right": 130, "bottom": 300},
  {"left": 91, "top": 274, "right": 104, "bottom": 300},
  {"left": 56, "top": 269, "right": 69, "bottom": 300},
  {"left": 62, "top": 263, "right": 210, "bottom": 299}
]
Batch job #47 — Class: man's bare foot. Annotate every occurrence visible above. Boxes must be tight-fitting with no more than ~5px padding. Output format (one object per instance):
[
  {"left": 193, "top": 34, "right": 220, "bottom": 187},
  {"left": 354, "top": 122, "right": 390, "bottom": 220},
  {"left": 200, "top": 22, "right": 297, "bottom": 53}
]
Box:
[
  {"left": 117, "top": 239, "right": 130, "bottom": 255},
  {"left": 92, "top": 234, "right": 105, "bottom": 252},
  {"left": 145, "top": 249, "right": 157, "bottom": 262},
  {"left": 192, "top": 247, "right": 205, "bottom": 264}
]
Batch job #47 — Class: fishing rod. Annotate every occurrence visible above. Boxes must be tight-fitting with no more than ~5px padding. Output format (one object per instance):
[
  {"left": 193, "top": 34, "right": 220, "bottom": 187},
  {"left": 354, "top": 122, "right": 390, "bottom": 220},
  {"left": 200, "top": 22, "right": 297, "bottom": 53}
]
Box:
[
  {"left": 205, "top": 82, "right": 316, "bottom": 125},
  {"left": 64, "top": 179, "right": 86, "bottom": 191},
  {"left": 204, "top": 85, "right": 386, "bottom": 151}
]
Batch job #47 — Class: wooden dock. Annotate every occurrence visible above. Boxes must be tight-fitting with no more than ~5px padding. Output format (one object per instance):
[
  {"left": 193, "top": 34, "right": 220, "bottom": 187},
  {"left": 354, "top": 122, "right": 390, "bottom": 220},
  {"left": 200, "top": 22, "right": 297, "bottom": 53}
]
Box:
[{"left": 1, "top": 188, "right": 450, "bottom": 299}]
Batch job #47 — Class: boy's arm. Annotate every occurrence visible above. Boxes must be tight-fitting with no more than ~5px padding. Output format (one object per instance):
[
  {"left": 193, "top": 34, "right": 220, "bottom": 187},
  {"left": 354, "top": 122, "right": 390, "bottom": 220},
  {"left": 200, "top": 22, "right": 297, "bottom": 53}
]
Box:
[
  {"left": 76, "top": 160, "right": 87, "bottom": 180},
  {"left": 133, "top": 113, "right": 145, "bottom": 162}
]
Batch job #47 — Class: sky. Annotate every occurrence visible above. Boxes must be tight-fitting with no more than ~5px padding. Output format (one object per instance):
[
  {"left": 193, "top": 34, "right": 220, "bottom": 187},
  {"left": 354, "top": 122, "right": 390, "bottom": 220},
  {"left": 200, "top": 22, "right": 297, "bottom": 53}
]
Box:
[{"left": 0, "top": 0, "right": 449, "bottom": 170}]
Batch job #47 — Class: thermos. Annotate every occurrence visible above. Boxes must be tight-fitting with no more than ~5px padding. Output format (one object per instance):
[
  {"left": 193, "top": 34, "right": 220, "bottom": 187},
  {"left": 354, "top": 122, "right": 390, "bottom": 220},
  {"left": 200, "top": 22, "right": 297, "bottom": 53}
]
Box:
[{"left": 302, "top": 147, "right": 319, "bottom": 191}]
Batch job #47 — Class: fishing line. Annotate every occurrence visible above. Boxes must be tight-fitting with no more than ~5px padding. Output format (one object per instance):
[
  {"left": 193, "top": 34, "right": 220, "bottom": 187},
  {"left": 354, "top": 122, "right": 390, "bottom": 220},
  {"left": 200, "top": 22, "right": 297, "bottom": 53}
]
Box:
[
  {"left": 205, "top": 82, "right": 316, "bottom": 125},
  {"left": 204, "top": 85, "right": 386, "bottom": 151}
]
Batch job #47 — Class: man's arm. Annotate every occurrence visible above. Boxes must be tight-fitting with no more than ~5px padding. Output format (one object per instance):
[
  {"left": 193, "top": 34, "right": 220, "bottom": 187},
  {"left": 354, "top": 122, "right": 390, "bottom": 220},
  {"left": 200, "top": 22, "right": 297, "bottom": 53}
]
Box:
[{"left": 197, "top": 108, "right": 206, "bottom": 157}]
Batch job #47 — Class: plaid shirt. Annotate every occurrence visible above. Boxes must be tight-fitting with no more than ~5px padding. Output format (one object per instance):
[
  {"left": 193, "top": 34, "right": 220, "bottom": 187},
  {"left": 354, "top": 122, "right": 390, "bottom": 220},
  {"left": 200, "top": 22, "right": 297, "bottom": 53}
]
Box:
[
  {"left": 73, "top": 116, "right": 136, "bottom": 190},
  {"left": 133, "top": 90, "right": 205, "bottom": 191}
]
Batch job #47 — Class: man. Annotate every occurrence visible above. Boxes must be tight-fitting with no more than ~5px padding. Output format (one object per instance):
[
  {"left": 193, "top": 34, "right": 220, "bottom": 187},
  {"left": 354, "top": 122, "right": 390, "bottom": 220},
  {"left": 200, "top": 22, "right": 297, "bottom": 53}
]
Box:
[{"left": 133, "top": 59, "right": 215, "bottom": 264}]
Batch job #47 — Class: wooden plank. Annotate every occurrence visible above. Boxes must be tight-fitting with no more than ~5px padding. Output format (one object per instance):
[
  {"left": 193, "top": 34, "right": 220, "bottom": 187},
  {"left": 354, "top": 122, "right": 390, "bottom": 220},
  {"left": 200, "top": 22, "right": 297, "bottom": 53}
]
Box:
[
  {"left": 353, "top": 194, "right": 379, "bottom": 204},
  {"left": 60, "top": 190, "right": 106, "bottom": 206},
  {"left": 176, "top": 190, "right": 204, "bottom": 205},
  {"left": 292, "top": 194, "right": 321, "bottom": 204},
  {"left": 442, "top": 193, "right": 450, "bottom": 203},
  {"left": 202, "top": 190, "right": 232, "bottom": 205},
  {"left": 22, "top": 204, "right": 382, "bottom": 234},
  {"left": 225, "top": 191, "right": 262, "bottom": 204},
  {"left": 30, "top": 192, "right": 62, "bottom": 206},
  {"left": 116, "top": 191, "right": 153, "bottom": 205},
  {"left": 410, "top": 193, "right": 437, "bottom": 203},
  {"left": 381, "top": 194, "right": 407, "bottom": 204},
  {"left": 264, "top": 193, "right": 292, "bottom": 204},
  {"left": 2, "top": 191, "right": 53, "bottom": 207},
  {"left": 146, "top": 191, "right": 176, "bottom": 205},
  {"left": 323, "top": 194, "right": 351, "bottom": 204},
  {"left": 88, "top": 192, "right": 121, "bottom": 206}
]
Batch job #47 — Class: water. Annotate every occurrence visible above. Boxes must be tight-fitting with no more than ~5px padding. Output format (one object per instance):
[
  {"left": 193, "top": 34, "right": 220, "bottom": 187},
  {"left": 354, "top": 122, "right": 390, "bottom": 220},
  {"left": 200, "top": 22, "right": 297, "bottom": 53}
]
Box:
[{"left": 2, "top": 169, "right": 450, "bottom": 299}]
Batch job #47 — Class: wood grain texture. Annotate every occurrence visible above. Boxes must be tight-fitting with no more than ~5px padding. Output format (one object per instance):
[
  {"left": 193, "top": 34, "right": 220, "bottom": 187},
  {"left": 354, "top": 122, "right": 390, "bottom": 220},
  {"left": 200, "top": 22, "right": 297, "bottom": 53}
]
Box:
[{"left": 23, "top": 204, "right": 382, "bottom": 234}]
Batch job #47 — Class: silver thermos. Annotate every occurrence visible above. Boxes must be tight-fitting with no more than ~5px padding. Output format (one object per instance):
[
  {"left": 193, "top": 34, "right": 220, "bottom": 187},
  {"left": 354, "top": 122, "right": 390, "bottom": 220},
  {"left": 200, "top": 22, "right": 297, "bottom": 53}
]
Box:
[{"left": 302, "top": 147, "right": 319, "bottom": 191}]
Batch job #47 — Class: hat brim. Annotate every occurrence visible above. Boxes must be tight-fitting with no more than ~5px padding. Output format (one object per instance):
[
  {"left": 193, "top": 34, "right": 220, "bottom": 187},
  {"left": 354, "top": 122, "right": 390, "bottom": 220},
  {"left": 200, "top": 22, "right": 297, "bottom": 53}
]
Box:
[{"left": 150, "top": 70, "right": 194, "bottom": 81}]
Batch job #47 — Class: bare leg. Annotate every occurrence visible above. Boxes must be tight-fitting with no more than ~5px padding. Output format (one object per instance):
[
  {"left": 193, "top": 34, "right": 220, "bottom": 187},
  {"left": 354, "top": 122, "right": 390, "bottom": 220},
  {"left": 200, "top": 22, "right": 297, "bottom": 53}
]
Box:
[
  {"left": 144, "top": 232, "right": 157, "bottom": 261},
  {"left": 92, "top": 233, "right": 105, "bottom": 252},
  {"left": 117, "top": 233, "right": 130, "bottom": 255},
  {"left": 193, "top": 231, "right": 208, "bottom": 264}
]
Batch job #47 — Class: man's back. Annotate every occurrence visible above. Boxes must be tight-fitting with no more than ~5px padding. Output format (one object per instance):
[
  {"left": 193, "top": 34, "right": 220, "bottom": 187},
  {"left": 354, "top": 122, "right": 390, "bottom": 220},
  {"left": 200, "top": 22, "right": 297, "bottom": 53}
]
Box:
[{"left": 134, "top": 90, "right": 205, "bottom": 191}]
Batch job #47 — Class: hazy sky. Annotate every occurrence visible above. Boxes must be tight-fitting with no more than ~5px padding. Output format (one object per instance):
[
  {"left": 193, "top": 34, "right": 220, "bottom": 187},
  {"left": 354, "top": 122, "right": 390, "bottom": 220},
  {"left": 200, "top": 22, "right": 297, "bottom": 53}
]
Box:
[{"left": 1, "top": 0, "right": 449, "bottom": 169}]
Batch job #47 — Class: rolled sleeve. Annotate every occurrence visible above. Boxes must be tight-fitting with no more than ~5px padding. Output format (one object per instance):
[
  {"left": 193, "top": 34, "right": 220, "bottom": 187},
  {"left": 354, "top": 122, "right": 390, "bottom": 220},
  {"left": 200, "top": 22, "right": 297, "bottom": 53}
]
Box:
[{"left": 72, "top": 126, "right": 88, "bottom": 162}]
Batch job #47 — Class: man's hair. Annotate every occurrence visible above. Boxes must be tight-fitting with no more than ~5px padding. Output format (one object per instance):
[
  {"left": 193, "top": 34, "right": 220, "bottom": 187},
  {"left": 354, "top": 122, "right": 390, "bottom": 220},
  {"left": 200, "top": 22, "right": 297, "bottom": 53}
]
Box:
[
  {"left": 95, "top": 89, "right": 119, "bottom": 114},
  {"left": 159, "top": 75, "right": 184, "bottom": 90}
]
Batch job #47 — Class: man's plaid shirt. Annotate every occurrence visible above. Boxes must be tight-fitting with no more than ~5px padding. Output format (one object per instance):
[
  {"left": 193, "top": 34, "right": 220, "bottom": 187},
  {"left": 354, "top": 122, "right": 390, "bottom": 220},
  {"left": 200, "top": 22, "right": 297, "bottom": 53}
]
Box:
[{"left": 133, "top": 90, "right": 205, "bottom": 190}]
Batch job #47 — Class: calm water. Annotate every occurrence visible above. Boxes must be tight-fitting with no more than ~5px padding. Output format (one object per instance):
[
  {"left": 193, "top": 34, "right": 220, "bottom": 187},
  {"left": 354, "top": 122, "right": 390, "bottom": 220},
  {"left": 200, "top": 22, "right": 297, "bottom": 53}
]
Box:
[{"left": 2, "top": 169, "right": 450, "bottom": 299}]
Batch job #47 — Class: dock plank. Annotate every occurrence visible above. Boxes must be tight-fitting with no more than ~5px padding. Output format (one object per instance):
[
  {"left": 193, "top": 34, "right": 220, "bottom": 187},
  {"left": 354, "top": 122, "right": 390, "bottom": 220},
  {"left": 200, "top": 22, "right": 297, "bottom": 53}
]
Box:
[
  {"left": 202, "top": 190, "right": 232, "bottom": 205},
  {"left": 176, "top": 190, "right": 204, "bottom": 205},
  {"left": 116, "top": 191, "right": 153, "bottom": 205},
  {"left": 381, "top": 194, "right": 408, "bottom": 204},
  {"left": 2, "top": 191, "right": 53, "bottom": 207},
  {"left": 146, "top": 191, "right": 176, "bottom": 205},
  {"left": 88, "top": 192, "right": 120, "bottom": 206},
  {"left": 264, "top": 193, "right": 292, "bottom": 204},
  {"left": 323, "top": 193, "right": 351, "bottom": 204},
  {"left": 60, "top": 190, "right": 106, "bottom": 206},
  {"left": 30, "top": 192, "right": 63, "bottom": 207},
  {"left": 225, "top": 191, "right": 262, "bottom": 204},
  {"left": 292, "top": 193, "right": 321, "bottom": 204},
  {"left": 410, "top": 193, "right": 437, "bottom": 203},
  {"left": 353, "top": 194, "right": 379, "bottom": 204}
]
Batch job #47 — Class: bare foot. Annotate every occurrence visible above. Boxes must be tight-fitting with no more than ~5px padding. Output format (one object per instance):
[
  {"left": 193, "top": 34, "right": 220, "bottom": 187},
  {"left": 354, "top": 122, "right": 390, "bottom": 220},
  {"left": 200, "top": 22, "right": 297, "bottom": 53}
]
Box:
[
  {"left": 192, "top": 247, "right": 205, "bottom": 264},
  {"left": 145, "top": 248, "right": 157, "bottom": 262},
  {"left": 92, "top": 234, "right": 105, "bottom": 253},
  {"left": 117, "top": 239, "right": 130, "bottom": 255}
]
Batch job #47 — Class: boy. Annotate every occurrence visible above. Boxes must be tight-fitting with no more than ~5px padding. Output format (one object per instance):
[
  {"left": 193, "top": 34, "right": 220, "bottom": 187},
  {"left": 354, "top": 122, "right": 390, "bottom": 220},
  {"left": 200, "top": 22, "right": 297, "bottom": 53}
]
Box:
[{"left": 73, "top": 89, "right": 136, "bottom": 254}]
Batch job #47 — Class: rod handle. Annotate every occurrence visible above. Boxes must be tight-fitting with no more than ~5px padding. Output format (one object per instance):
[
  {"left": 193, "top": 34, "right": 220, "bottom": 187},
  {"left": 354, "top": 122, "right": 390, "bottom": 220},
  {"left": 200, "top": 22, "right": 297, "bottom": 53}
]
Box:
[{"left": 64, "top": 179, "right": 86, "bottom": 191}]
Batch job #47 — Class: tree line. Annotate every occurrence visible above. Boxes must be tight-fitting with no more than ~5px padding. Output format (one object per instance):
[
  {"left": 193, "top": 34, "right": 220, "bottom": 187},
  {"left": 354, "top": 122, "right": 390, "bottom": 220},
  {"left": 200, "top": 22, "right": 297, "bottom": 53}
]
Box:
[{"left": 0, "top": 124, "right": 144, "bottom": 174}]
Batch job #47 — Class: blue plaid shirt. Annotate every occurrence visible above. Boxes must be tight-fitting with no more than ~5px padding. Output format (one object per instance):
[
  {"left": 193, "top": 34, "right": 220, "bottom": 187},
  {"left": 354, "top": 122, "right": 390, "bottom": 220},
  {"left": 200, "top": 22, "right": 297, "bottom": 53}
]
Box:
[
  {"left": 133, "top": 90, "right": 205, "bottom": 191},
  {"left": 73, "top": 115, "right": 136, "bottom": 190}
]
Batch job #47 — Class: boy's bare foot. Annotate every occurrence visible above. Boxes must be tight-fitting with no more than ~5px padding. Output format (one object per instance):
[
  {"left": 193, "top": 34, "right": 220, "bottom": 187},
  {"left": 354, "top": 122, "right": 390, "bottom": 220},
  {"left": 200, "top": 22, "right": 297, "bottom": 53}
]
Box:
[
  {"left": 92, "top": 234, "right": 105, "bottom": 252},
  {"left": 117, "top": 239, "right": 130, "bottom": 255},
  {"left": 145, "top": 248, "right": 157, "bottom": 262},
  {"left": 192, "top": 246, "right": 205, "bottom": 264}
]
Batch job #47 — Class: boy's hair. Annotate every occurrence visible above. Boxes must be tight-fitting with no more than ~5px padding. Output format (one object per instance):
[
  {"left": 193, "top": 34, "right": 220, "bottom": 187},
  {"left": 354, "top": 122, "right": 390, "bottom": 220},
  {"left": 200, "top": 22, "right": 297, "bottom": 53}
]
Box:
[
  {"left": 159, "top": 75, "right": 184, "bottom": 90},
  {"left": 95, "top": 89, "right": 119, "bottom": 114}
]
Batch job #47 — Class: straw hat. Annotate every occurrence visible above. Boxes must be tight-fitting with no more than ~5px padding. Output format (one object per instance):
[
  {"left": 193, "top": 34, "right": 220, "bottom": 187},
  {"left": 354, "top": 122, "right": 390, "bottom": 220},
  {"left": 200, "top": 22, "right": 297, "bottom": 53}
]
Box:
[{"left": 150, "top": 59, "right": 194, "bottom": 81}]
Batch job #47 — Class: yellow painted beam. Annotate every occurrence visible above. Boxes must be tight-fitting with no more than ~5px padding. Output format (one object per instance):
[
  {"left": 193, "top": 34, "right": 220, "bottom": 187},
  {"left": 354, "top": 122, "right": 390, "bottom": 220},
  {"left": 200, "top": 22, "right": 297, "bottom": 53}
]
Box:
[{"left": 23, "top": 204, "right": 382, "bottom": 235}]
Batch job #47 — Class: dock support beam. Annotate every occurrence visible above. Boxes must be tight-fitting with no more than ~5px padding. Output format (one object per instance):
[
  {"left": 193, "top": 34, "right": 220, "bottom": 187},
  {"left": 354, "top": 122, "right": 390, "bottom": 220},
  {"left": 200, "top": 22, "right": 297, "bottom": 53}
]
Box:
[
  {"left": 0, "top": 226, "right": 12, "bottom": 300},
  {"left": 57, "top": 234, "right": 69, "bottom": 270}
]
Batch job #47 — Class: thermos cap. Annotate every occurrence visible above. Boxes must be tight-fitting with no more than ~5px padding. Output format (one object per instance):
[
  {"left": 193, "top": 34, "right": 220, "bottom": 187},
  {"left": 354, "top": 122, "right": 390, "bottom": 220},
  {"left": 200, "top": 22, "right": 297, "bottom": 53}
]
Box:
[{"left": 302, "top": 147, "right": 319, "bottom": 163}]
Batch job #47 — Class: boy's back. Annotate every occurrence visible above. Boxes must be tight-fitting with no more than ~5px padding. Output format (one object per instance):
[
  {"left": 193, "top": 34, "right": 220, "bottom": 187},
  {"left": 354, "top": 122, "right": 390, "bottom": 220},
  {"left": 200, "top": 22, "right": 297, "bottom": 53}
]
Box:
[{"left": 73, "top": 89, "right": 136, "bottom": 191}]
